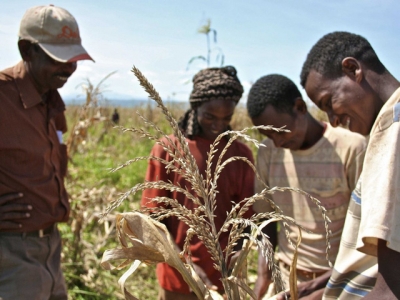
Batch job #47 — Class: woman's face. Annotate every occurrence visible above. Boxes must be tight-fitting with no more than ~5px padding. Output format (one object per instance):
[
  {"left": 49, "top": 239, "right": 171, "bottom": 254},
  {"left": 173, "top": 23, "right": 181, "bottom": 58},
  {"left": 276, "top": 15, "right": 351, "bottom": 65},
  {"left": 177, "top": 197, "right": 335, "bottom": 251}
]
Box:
[{"left": 196, "top": 98, "right": 237, "bottom": 140}]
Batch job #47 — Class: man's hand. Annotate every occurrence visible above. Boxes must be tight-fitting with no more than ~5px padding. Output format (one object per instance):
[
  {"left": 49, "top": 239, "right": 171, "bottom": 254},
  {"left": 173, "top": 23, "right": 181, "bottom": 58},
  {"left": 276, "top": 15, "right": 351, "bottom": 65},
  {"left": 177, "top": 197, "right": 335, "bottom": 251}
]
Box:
[
  {"left": 273, "top": 288, "right": 324, "bottom": 300},
  {"left": 254, "top": 248, "right": 273, "bottom": 300},
  {"left": 0, "top": 193, "right": 31, "bottom": 230},
  {"left": 254, "top": 273, "right": 273, "bottom": 300},
  {"left": 273, "top": 270, "right": 331, "bottom": 300},
  {"left": 364, "top": 239, "right": 400, "bottom": 299}
]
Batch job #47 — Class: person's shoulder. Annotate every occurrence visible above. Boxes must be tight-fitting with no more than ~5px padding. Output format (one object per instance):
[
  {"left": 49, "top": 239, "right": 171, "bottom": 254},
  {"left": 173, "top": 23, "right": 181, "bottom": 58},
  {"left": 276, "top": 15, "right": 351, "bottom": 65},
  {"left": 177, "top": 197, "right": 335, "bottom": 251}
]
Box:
[
  {"left": 328, "top": 124, "right": 366, "bottom": 142},
  {"left": 330, "top": 125, "right": 364, "bottom": 138},
  {"left": 159, "top": 134, "right": 176, "bottom": 142},
  {"left": 327, "top": 124, "right": 367, "bottom": 151},
  {"left": 231, "top": 139, "right": 254, "bottom": 157},
  {"left": 149, "top": 135, "right": 175, "bottom": 158},
  {"left": 155, "top": 134, "right": 176, "bottom": 146},
  {"left": 260, "top": 137, "right": 275, "bottom": 148},
  {"left": 232, "top": 138, "right": 251, "bottom": 150},
  {"left": 0, "top": 65, "right": 15, "bottom": 85},
  {"left": 257, "top": 137, "right": 279, "bottom": 155},
  {"left": 371, "top": 88, "right": 400, "bottom": 134},
  {"left": 154, "top": 134, "right": 185, "bottom": 150}
]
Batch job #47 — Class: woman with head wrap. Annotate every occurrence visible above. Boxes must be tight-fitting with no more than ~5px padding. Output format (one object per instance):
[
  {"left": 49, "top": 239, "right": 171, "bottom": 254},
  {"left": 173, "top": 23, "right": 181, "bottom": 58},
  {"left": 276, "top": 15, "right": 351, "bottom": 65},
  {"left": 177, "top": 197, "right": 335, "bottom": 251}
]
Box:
[{"left": 141, "top": 66, "right": 255, "bottom": 300}]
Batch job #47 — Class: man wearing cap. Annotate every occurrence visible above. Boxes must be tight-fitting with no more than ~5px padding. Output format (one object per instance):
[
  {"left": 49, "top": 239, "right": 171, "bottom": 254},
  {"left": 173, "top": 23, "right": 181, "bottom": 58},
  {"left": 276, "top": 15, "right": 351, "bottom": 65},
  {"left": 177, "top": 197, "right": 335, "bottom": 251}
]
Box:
[{"left": 0, "top": 5, "right": 92, "bottom": 299}]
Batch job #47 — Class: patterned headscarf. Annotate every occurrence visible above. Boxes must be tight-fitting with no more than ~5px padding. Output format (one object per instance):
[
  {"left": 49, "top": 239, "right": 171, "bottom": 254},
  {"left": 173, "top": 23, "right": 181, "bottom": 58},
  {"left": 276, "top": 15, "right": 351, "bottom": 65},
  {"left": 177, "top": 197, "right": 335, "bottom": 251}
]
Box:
[{"left": 178, "top": 66, "right": 243, "bottom": 138}]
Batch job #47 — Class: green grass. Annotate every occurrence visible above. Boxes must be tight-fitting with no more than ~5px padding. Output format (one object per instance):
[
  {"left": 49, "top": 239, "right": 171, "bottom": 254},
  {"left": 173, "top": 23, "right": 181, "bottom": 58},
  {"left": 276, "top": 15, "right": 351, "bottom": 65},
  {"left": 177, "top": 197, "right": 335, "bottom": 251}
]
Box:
[{"left": 62, "top": 105, "right": 167, "bottom": 299}]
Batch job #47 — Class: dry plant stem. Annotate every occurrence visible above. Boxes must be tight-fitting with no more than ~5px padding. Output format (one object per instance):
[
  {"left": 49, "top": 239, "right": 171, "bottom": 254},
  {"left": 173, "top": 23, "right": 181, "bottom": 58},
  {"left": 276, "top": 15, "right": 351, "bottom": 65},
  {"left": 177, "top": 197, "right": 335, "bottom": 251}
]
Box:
[
  {"left": 102, "top": 66, "right": 333, "bottom": 300},
  {"left": 267, "top": 186, "right": 332, "bottom": 267},
  {"left": 289, "top": 229, "right": 302, "bottom": 300},
  {"left": 101, "top": 213, "right": 211, "bottom": 300},
  {"left": 131, "top": 68, "right": 206, "bottom": 201},
  {"left": 252, "top": 163, "right": 333, "bottom": 267},
  {"left": 131, "top": 67, "right": 196, "bottom": 173},
  {"left": 132, "top": 65, "right": 227, "bottom": 272},
  {"left": 102, "top": 180, "right": 197, "bottom": 217},
  {"left": 202, "top": 128, "right": 289, "bottom": 296},
  {"left": 66, "top": 71, "right": 116, "bottom": 157}
]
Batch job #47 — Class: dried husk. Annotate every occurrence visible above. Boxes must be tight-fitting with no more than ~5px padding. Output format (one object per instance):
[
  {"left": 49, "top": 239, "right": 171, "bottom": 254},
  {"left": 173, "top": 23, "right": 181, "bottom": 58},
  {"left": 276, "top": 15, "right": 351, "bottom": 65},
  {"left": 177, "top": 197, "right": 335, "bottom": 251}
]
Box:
[{"left": 101, "top": 212, "right": 223, "bottom": 300}]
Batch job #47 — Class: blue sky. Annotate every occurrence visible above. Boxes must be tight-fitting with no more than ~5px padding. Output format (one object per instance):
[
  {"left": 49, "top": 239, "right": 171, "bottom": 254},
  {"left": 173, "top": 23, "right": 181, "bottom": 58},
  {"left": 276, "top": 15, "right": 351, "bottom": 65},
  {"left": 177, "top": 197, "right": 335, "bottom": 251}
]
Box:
[{"left": 1, "top": 0, "right": 400, "bottom": 103}]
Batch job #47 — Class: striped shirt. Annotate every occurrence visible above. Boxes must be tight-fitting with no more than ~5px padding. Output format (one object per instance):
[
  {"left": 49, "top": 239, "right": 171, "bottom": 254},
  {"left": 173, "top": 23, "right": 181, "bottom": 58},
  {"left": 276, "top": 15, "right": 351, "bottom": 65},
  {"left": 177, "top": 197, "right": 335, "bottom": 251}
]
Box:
[
  {"left": 323, "top": 179, "right": 377, "bottom": 299},
  {"left": 254, "top": 123, "right": 366, "bottom": 274}
]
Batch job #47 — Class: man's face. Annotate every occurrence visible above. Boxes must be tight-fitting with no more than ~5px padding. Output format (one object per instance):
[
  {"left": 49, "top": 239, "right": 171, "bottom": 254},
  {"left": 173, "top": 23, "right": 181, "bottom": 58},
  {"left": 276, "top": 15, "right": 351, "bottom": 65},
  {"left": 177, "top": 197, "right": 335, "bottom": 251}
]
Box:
[
  {"left": 305, "top": 70, "right": 379, "bottom": 135},
  {"left": 28, "top": 44, "right": 77, "bottom": 94},
  {"left": 251, "top": 104, "right": 307, "bottom": 150}
]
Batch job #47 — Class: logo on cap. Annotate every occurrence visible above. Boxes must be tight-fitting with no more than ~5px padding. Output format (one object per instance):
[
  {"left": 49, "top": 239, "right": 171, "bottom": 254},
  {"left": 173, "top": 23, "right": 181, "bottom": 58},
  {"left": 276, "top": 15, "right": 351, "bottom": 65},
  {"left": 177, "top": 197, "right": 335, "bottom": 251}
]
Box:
[{"left": 57, "top": 26, "right": 79, "bottom": 39}]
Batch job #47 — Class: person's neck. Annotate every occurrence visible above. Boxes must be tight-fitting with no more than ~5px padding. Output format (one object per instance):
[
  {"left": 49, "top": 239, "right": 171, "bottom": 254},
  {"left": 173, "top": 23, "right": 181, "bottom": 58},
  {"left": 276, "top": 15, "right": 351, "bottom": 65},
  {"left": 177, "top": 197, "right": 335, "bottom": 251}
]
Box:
[
  {"left": 300, "top": 114, "right": 324, "bottom": 150},
  {"left": 371, "top": 71, "right": 400, "bottom": 104},
  {"left": 23, "top": 61, "right": 49, "bottom": 96}
]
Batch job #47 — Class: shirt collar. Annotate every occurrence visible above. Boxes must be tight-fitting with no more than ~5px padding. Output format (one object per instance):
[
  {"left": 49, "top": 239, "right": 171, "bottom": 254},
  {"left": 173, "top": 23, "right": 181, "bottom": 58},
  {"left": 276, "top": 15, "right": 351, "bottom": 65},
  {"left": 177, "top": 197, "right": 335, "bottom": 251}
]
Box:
[
  {"left": 13, "top": 61, "right": 65, "bottom": 114},
  {"left": 368, "top": 87, "right": 400, "bottom": 135}
]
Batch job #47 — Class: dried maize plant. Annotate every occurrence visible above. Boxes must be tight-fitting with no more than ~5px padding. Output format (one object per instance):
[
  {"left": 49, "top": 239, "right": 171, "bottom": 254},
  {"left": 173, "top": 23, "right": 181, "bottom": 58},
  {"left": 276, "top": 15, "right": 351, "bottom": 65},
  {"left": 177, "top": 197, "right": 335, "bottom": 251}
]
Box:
[
  {"left": 100, "top": 67, "right": 332, "bottom": 300},
  {"left": 62, "top": 184, "right": 122, "bottom": 297},
  {"left": 66, "top": 71, "right": 116, "bottom": 158}
]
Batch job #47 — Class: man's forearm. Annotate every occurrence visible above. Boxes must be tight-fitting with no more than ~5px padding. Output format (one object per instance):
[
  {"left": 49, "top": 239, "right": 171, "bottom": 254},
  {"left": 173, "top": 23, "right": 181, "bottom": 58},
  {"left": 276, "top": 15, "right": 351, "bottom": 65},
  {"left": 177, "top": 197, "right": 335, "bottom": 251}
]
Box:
[{"left": 364, "top": 239, "right": 400, "bottom": 299}]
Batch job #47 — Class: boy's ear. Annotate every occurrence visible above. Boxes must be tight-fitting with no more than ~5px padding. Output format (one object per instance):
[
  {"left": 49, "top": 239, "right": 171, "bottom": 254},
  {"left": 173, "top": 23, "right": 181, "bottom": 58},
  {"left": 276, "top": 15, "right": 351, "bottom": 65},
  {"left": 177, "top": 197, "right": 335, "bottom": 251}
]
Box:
[
  {"left": 18, "top": 40, "right": 34, "bottom": 62},
  {"left": 342, "top": 57, "right": 363, "bottom": 83},
  {"left": 293, "top": 97, "right": 307, "bottom": 115}
]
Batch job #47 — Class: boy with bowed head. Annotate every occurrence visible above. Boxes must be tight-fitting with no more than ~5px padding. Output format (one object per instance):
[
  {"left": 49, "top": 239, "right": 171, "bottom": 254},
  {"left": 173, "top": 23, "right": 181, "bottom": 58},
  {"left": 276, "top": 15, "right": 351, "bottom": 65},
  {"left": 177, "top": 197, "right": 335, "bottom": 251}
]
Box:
[
  {"left": 301, "top": 31, "right": 400, "bottom": 299},
  {"left": 141, "top": 66, "right": 255, "bottom": 300},
  {"left": 247, "top": 74, "right": 366, "bottom": 299},
  {"left": 0, "top": 5, "right": 93, "bottom": 299}
]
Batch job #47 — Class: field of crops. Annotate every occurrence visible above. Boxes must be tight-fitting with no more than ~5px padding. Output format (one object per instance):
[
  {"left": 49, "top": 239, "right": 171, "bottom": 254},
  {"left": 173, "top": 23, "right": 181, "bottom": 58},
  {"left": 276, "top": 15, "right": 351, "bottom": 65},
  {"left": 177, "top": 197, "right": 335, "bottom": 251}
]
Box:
[
  {"left": 59, "top": 87, "right": 327, "bottom": 299},
  {"left": 59, "top": 100, "right": 260, "bottom": 299}
]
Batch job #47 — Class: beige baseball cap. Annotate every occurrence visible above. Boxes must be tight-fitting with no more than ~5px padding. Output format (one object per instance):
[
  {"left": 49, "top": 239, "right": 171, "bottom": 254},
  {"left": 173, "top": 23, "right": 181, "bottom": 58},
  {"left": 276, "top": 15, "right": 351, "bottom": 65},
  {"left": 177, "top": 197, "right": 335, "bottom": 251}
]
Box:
[{"left": 19, "top": 5, "right": 94, "bottom": 63}]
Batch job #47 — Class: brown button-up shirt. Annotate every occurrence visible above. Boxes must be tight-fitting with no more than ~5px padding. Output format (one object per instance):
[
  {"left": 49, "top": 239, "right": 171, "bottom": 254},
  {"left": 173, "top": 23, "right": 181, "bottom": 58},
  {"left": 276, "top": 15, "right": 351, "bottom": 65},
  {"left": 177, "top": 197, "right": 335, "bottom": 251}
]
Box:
[{"left": 0, "top": 61, "right": 70, "bottom": 232}]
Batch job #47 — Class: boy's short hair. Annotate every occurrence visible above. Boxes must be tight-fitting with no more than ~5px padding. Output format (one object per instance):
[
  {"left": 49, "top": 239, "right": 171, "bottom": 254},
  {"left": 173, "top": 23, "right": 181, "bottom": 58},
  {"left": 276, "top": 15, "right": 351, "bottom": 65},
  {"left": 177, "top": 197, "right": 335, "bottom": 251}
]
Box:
[
  {"left": 300, "top": 31, "right": 385, "bottom": 88},
  {"left": 247, "top": 74, "right": 301, "bottom": 118}
]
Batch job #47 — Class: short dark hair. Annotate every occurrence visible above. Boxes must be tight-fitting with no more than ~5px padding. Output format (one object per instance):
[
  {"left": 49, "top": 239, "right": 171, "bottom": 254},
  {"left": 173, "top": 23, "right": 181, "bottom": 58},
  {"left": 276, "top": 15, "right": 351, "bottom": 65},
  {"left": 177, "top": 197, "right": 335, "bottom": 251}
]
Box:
[
  {"left": 300, "top": 31, "right": 385, "bottom": 88},
  {"left": 247, "top": 74, "right": 301, "bottom": 118}
]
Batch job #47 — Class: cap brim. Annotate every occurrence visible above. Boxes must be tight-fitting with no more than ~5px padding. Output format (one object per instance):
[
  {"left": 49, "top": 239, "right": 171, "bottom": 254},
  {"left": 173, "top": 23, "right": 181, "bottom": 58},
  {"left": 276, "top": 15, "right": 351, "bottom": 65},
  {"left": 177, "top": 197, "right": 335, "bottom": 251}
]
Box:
[{"left": 39, "top": 43, "right": 94, "bottom": 63}]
